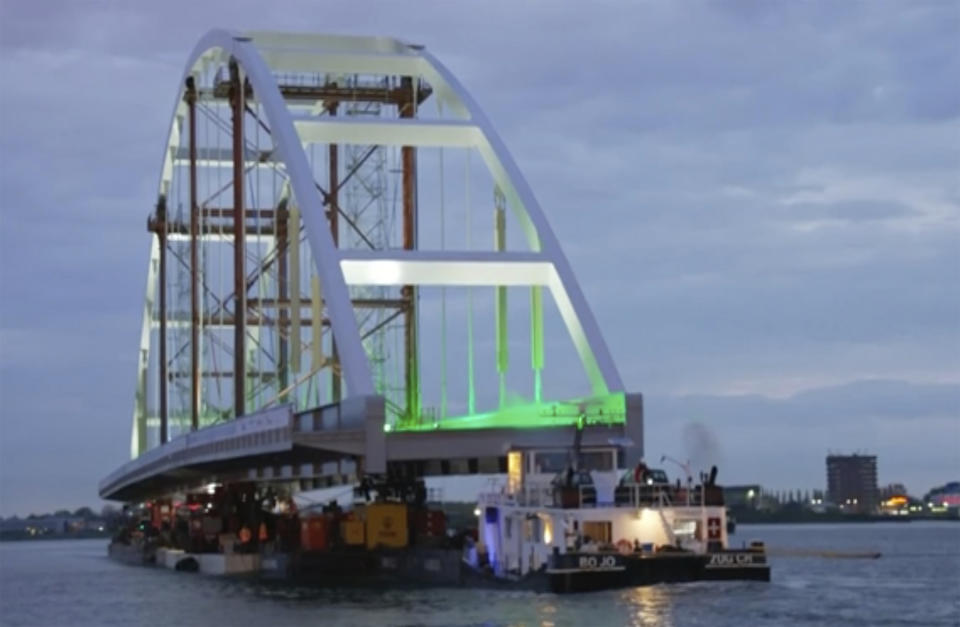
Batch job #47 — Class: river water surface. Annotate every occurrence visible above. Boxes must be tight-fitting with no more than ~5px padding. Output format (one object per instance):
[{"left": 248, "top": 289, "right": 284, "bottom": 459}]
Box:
[{"left": 1, "top": 522, "right": 958, "bottom": 626}]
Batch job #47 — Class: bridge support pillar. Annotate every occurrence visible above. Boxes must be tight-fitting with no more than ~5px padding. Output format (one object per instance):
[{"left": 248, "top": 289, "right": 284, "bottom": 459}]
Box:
[
  {"left": 186, "top": 75, "right": 200, "bottom": 431},
  {"left": 327, "top": 94, "right": 341, "bottom": 403},
  {"left": 229, "top": 59, "right": 246, "bottom": 419},
  {"left": 494, "top": 188, "right": 507, "bottom": 408},
  {"left": 157, "top": 196, "right": 168, "bottom": 444},
  {"left": 364, "top": 398, "right": 386, "bottom": 475},
  {"left": 276, "top": 200, "right": 289, "bottom": 400},
  {"left": 622, "top": 392, "right": 645, "bottom": 468},
  {"left": 400, "top": 76, "right": 420, "bottom": 425},
  {"left": 337, "top": 395, "right": 386, "bottom": 474}
]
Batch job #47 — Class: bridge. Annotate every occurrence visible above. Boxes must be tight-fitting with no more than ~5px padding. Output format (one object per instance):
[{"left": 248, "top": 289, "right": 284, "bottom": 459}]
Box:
[{"left": 99, "top": 30, "right": 643, "bottom": 503}]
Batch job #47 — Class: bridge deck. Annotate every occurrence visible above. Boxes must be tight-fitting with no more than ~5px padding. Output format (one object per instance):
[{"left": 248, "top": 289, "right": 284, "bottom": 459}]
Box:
[{"left": 100, "top": 394, "right": 642, "bottom": 502}]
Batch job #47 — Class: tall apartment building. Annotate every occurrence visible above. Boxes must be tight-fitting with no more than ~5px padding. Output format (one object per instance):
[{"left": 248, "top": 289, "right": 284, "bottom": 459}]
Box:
[{"left": 826, "top": 454, "right": 879, "bottom": 514}]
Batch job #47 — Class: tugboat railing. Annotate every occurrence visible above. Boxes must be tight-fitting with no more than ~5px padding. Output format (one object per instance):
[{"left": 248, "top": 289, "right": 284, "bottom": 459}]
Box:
[
  {"left": 614, "top": 484, "right": 674, "bottom": 509},
  {"left": 479, "top": 482, "right": 678, "bottom": 510},
  {"left": 477, "top": 484, "right": 554, "bottom": 508}
]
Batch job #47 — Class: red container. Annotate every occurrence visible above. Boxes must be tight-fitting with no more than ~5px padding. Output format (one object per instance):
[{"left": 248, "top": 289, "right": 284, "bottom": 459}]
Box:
[
  {"left": 426, "top": 510, "right": 447, "bottom": 536},
  {"left": 413, "top": 509, "right": 447, "bottom": 536},
  {"left": 300, "top": 516, "right": 328, "bottom": 551}
]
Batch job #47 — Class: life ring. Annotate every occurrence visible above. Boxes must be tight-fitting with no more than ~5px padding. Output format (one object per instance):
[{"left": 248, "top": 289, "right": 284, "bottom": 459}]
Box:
[{"left": 616, "top": 538, "right": 632, "bottom": 555}]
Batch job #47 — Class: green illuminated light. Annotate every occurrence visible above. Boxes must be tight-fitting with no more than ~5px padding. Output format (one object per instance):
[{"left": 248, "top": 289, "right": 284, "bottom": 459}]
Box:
[{"left": 389, "top": 392, "right": 626, "bottom": 432}]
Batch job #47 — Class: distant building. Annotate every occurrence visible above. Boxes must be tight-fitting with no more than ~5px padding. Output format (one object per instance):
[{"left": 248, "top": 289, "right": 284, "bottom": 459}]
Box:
[
  {"left": 0, "top": 517, "right": 27, "bottom": 533},
  {"left": 924, "top": 482, "right": 960, "bottom": 509},
  {"left": 880, "top": 483, "right": 908, "bottom": 500},
  {"left": 826, "top": 454, "right": 878, "bottom": 514},
  {"left": 723, "top": 485, "right": 763, "bottom": 509}
]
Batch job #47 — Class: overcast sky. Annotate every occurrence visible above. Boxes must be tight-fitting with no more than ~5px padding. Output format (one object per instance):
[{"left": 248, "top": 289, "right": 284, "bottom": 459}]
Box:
[{"left": 0, "top": 1, "right": 957, "bottom": 516}]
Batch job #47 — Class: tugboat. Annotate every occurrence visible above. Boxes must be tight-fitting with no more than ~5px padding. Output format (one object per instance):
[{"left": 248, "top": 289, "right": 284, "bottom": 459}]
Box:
[{"left": 464, "top": 444, "right": 770, "bottom": 593}]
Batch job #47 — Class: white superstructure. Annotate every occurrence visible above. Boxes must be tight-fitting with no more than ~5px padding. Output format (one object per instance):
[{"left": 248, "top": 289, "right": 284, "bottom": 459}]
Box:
[{"left": 469, "top": 447, "right": 729, "bottom": 578}]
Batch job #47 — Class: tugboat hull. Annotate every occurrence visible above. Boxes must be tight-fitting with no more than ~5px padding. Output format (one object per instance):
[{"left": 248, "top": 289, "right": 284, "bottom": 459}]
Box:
[{"left": 546, "top": 550, "right": 770, "bottom": 593}]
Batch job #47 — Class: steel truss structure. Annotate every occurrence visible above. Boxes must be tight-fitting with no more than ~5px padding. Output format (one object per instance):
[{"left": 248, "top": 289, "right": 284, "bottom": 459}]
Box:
[{"left": 131, "top": 30, "right": 627, "bottom": 459}]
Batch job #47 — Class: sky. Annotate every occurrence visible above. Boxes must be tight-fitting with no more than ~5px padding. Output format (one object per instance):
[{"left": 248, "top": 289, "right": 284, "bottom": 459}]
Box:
[{"left": 0, "top": 0, "right": 958, "bottom": 517}]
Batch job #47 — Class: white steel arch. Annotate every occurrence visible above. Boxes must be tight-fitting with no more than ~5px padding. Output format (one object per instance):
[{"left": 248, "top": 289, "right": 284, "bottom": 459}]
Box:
[{"left": 131, "top": 29, "right": 624, "bottom": 457}]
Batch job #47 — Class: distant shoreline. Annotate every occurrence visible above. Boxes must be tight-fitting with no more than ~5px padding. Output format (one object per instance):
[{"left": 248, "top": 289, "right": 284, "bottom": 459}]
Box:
[
  {"left": 2, "top": 508, "right": 956, "bottom": 543},
  {"left": 733, "top": 513, "right": 958, "bottom": 525},
  {"left": 0, "top": 531, "right": 111, "bottom": 543}
]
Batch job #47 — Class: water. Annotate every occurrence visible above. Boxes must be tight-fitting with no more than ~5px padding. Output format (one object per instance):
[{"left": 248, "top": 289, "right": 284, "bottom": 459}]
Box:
[{"left": 1, "top": 522, "right": 958, "bottom": 626}]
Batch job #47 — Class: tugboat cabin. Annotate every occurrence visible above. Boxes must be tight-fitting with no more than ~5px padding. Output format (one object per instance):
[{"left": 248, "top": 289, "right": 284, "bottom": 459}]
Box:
[{"left": 467, "top": 446, "right": 768, "bottom": 592}]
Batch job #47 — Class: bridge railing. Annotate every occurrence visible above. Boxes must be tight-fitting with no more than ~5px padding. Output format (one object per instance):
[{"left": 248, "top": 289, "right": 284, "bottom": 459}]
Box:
[{"left": 99, "top": 405, "right": 294, "bottom": 498}]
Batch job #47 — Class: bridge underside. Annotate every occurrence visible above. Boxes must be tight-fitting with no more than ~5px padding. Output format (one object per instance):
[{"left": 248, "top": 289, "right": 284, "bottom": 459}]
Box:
[{"left": 100, "top": 394, "right": 643, "bottom": 502}]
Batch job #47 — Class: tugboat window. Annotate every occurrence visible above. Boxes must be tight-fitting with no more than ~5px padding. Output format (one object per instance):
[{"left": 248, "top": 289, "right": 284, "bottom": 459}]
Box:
[
  {"left": 580, "top": 451, "right": 615, "bottom": 472},
  {"left": 673, "top": 520, "right": 697, "bottom": 538},
  {"left": 525, "top": 517, "right": 541, "bottom": 542},
  {"left": 582, "top": 521, "right": 612, "bottom": 545},
  {"left": 534, "top": 452, "right": 568, "bottom": 473}
]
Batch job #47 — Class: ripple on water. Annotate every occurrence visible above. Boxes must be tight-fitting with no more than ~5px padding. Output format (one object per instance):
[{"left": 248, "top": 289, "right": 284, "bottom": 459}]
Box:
[{"left": 0, "top": 523, "right": 958, "bottom": 627}]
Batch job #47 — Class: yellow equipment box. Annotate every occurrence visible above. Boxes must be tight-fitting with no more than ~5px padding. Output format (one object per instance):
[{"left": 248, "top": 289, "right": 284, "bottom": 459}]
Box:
[
  {"left": 341, "top": 519, "right": 365, "bottom": 546},
  {"left": 366, "top": 503, "right": 408, "bottom": 550}
]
